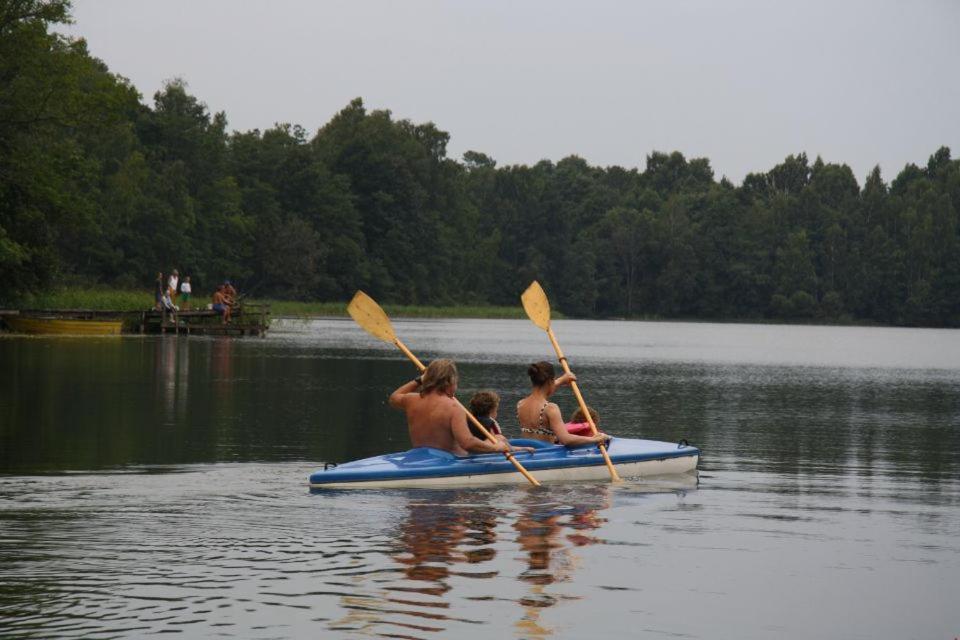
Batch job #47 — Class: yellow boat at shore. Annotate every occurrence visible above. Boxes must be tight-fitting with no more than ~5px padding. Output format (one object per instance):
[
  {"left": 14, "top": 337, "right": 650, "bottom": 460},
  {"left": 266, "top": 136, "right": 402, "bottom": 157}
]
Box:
[{"left": 3, "top": 315, "right": 123, "bottom": 336}]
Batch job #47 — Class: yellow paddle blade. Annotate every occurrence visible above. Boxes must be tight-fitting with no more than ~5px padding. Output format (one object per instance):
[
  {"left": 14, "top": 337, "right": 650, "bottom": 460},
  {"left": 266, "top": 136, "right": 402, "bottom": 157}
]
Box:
[
  {"left": 521, "top": 281, "right": 552, "bottom": 331},
  {"left": 347, "top": 291, "right": 397, "bottom": 344}
]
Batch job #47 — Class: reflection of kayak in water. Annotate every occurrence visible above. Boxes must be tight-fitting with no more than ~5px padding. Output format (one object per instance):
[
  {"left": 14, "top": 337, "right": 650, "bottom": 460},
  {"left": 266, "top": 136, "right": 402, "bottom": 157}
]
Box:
[{"left": 309, "top": 437, "right": 699, "bottom": 489}]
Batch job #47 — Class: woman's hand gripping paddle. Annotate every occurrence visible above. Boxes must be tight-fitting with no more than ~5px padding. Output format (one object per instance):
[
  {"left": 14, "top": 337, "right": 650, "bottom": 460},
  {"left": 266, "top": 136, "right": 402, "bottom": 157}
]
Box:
[
  {"left": 347, "top": 291, "right": 541, "bottom": 487},
  {"left": 521, "top": 281, "right": 621, "bottom": 482}
]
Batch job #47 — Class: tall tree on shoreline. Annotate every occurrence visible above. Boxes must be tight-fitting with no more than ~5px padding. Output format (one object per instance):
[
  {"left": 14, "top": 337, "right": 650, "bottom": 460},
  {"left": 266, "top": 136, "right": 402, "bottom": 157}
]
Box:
[{"left": 0, "top": 0, "right": 140, "bottom": 294}]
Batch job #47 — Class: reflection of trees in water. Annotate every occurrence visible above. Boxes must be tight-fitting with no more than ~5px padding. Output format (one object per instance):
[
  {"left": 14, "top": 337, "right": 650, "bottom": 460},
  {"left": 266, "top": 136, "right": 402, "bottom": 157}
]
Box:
[
  {"left": 513, "top": 486, "right": 610, "bottom": 638},
  {"left": 631, "top": 361, "right": 960, "bottom": 483}
]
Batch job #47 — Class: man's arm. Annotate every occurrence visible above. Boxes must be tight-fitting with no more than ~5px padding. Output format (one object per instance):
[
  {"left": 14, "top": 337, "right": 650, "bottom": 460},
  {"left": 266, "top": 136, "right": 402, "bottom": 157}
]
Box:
[{"left": 388, "top": 378, "right": 421, "bottom": 410}]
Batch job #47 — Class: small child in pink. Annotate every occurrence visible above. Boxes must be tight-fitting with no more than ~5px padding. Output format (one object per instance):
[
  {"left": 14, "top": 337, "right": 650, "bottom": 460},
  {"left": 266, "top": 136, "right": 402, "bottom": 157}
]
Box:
[{"left": 565, "top": 405, "right": 600, "bottom": 436}]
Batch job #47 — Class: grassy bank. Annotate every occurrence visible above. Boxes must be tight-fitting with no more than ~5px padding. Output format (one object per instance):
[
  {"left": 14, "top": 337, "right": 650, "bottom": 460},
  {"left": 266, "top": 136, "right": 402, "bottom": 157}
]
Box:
[
  {"left": 10, "top": 288, "right": 154, "bottom": 311},
  {"left": 3, "top": 288, "right": 881, "bottom": 325},
  {"left": 5, "top": 288, "right": 540, "bottom": 319},
  {"left": 251, "top": 299, "right": 537, "bottom": 319}
]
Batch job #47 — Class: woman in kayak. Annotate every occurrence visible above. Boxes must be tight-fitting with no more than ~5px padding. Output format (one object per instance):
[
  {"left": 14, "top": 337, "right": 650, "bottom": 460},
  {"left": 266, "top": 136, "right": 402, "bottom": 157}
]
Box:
[{"left": 517, "top": 361, "right": 609, "bottom": 446}]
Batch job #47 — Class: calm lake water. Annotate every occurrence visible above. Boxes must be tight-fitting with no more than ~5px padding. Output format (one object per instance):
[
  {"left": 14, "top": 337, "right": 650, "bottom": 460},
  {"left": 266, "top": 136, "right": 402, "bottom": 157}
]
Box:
[{"left": 1, "top": 318, "right": 958, "bottom": 639}]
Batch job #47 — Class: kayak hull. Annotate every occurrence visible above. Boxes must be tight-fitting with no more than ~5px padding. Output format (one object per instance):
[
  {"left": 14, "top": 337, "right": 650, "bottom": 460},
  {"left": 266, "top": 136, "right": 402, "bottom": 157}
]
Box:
[{"left": 310, "top": 437, "right": 699, "bottom": 489}]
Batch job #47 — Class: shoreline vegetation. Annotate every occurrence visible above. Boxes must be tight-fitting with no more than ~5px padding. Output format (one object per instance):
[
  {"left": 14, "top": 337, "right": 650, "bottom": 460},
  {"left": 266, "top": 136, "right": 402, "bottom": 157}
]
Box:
[
  {"left": 5, "top": 287, "right": 540, "bottom": 320},
  {"left": 264, "top": 300, "right": 537, "bottom": 320},
  {"left": 2, "top": 287, "right": 901, "bottom": 326},
  {"left": 2, "top": 3, "right": 959, "bottom": 328}
]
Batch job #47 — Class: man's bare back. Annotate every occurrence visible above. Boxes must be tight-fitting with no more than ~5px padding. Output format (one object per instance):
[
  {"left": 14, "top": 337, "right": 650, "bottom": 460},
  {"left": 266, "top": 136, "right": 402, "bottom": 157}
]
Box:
[
  {"left": 391, "top": 390, "right": 471, "bottom": 455},
  {"left": 388, "top": 359, "right": 510, "bottom": 456}
]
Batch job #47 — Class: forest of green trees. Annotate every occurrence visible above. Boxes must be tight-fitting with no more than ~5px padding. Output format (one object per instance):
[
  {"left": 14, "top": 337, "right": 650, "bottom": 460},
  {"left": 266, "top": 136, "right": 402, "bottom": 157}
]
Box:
[{"left": 2, "top": 1, "right": 958, "bottom": 326}]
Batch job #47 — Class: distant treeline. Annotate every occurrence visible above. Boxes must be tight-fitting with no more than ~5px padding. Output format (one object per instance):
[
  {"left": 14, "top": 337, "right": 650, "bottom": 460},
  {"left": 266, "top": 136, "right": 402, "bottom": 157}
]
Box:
[{"left": 2, "top": 2, "right": 959, "bottom": 326}]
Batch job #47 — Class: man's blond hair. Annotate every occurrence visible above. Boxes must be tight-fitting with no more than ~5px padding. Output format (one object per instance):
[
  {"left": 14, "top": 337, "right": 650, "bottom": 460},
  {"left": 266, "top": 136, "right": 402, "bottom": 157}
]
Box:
[{"left": 420, "top": 359, "right": 458, "bottom": 396}]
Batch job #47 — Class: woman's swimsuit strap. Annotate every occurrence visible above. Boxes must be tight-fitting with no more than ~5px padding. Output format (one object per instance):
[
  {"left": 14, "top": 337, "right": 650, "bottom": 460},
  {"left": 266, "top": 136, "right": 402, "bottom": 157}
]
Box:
[{"left": 518, "top": 400, "right": 554, "bottom": 437}]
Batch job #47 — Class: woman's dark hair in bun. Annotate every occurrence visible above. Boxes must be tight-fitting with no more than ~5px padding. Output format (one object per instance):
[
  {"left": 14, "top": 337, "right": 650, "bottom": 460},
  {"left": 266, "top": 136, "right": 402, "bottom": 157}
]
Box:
[{"left": 527, "top": 361, "right": 556, "bottom": 387}]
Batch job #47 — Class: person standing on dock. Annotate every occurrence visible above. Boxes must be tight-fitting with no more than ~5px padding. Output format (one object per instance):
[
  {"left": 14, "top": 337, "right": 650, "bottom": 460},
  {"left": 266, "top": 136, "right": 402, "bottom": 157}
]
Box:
[
  {"left": 180, "top": 276, "right": 192, "bottom": 310},
  {"left": 154, "top": 272, "right": 165, "bottom": 310},
  {"left": 168, "top": 270, "right": 180, "bottom": 305}
]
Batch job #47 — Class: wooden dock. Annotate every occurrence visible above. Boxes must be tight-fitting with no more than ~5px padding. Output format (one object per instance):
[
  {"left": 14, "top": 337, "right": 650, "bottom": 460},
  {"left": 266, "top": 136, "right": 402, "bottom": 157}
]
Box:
[{"left": 138, "top": 304, "right": 271, "bottom": 336}]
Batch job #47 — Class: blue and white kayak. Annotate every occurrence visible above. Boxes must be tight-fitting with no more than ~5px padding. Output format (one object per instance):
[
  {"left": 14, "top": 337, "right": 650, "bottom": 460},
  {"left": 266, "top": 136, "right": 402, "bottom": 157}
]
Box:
[{"left": 309, "top": 437, "right": 699, "bottom": 488}]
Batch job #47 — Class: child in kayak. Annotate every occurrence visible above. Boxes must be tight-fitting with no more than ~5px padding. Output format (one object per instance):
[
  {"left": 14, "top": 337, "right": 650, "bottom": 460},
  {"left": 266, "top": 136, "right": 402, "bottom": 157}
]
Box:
[
  {"left": 565, "top": 405, "right": 599, "bottom": 436},
  {"left": 468, "top": 390, "right": 506, "bottom": 441}
]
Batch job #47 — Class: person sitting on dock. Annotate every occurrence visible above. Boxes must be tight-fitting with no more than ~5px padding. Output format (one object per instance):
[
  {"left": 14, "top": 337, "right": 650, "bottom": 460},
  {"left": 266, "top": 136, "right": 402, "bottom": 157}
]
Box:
[
  {"left": 517, "top": 361, "right": 609, "bottom": 446},
  {"left": 161, "top": 289, "right": 178, "bottom": 312},
  {"left": 389, "top": 359, "right": 521, "bottom": 457},
  {"left": 223, "top": 280, "right": 238, "bottom": 307},
  {"left": 212, "top": 285, "right": 231, "bottom": 324},
  {"left": 160, "top": 273, "right": 178, "bottom": 313}
]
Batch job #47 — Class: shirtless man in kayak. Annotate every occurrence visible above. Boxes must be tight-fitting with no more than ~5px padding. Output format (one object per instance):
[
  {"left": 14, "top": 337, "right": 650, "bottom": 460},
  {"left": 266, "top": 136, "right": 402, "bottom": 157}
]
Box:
[{"left": 389, "top": 359, "right": 519, "bottom": 456}]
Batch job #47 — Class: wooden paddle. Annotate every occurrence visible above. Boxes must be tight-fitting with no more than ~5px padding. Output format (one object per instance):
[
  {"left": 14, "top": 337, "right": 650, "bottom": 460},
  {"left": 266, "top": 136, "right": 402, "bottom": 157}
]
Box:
[
  {"left": 347, "top": 291, "right": 541, "bottom": 487},
  {"left": 521, "top": 281, "right": 621, "bottom": 482}
]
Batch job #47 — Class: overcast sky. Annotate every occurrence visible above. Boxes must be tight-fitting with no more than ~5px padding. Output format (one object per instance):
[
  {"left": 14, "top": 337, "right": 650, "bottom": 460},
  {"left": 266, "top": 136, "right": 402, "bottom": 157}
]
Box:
[{"left": 64, "top": 0, "right": 959, "bottom": 183}]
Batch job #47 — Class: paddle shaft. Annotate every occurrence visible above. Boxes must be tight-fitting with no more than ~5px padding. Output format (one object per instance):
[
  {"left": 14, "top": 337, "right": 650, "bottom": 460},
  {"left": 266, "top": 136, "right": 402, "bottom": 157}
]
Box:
[
  {"left": 545, "top": 328, "right": 622, "bottom": 482},
  {"left": 395, "top": 338, "right": 542, "bottom": 487}
]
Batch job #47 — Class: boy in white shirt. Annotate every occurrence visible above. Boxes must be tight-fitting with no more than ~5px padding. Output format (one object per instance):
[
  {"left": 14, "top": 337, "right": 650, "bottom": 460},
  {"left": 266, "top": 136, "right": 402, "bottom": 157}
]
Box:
[{"left": 180, "top": 276, "right": 192, "bottom": 310}]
